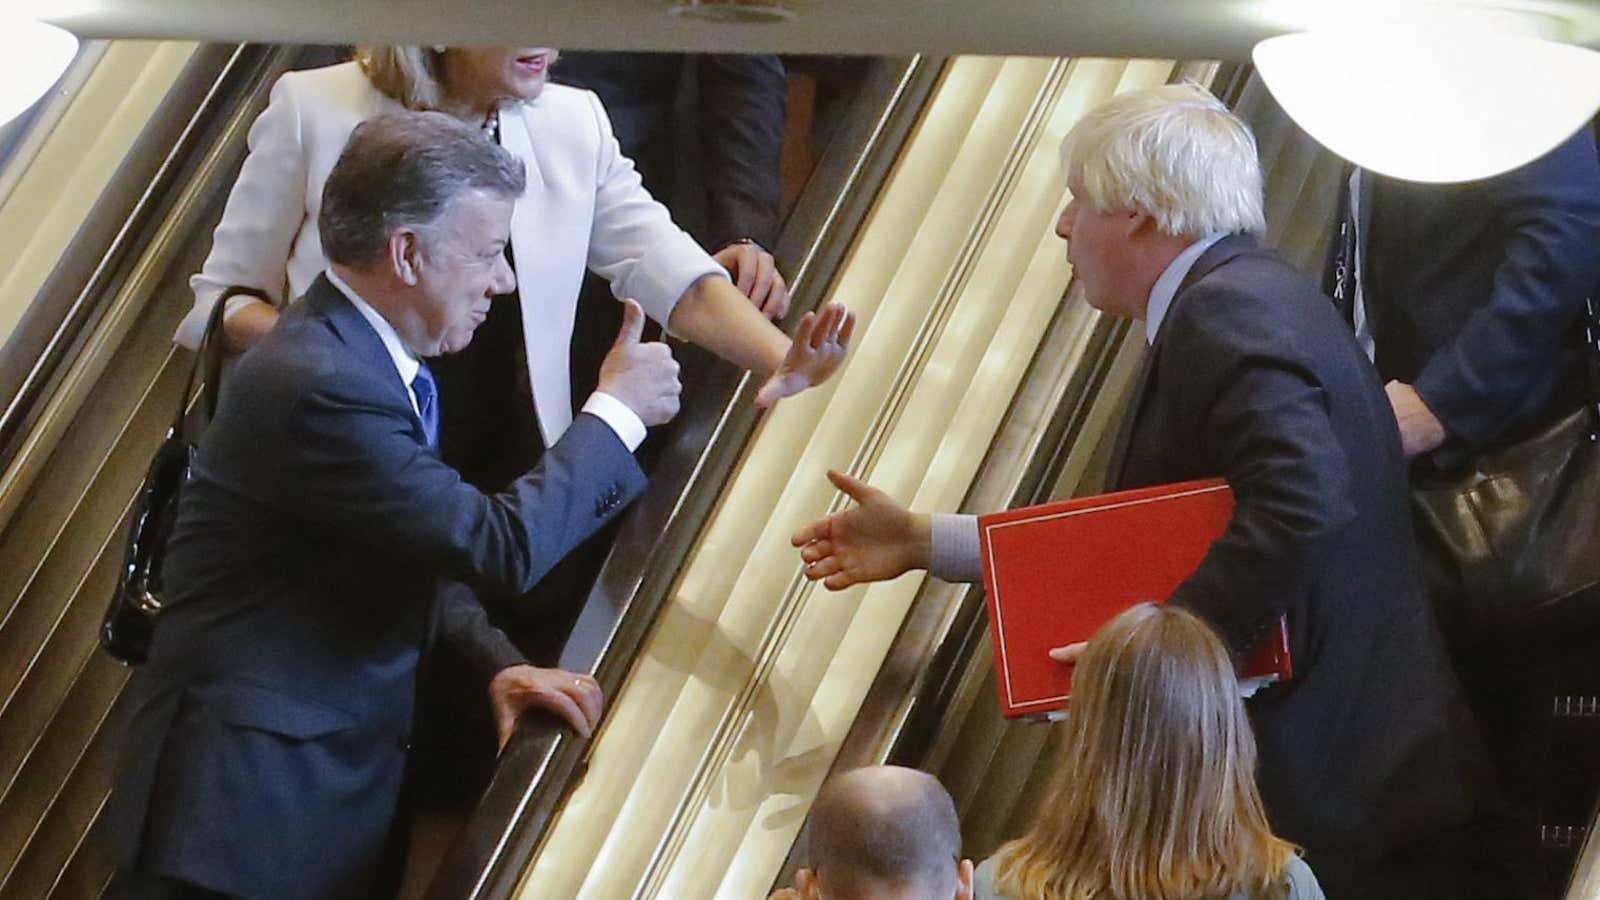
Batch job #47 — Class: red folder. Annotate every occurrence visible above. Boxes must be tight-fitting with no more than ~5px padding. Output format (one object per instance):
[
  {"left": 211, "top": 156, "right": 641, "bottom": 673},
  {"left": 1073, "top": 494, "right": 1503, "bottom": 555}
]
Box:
[{"left": 979, "top": 478, "right": 1292, "bottom": 719}]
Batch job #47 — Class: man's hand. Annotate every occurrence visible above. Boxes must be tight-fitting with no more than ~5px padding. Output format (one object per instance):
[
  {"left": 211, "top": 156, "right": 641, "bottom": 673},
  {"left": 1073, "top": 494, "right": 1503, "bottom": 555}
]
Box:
[
  {"left": 488, "top": 664, "right": 603, "bottom": 751},
  {"left": 1048, "top": 641, "right": 1087, "bottom": 666},
  {"left": 1385, "top": 380, "right": 1447, "bottom": 459},
  {"left": 714, "top": 241, "right": 789, "bottom": 320},
  {"left": 791, "top": 470, "right": 930, "bottom": 590},
  {"left": 754, "top": 303, "right": 855, "bottom": 408},
  {"left": 597, "top": 298, "right": 682, "bottom": 427}
]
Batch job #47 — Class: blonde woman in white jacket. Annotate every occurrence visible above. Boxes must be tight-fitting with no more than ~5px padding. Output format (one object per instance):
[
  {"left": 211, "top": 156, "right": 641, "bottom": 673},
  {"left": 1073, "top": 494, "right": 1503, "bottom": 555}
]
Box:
[{"left": 179, "top": 46, "right": 851, "bottom": 455}]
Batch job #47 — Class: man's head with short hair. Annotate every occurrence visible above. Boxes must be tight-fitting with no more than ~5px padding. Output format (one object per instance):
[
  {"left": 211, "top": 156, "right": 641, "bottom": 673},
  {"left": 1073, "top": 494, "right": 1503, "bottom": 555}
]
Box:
[
  {"left": 1060, "top": 82, "right": 1264, "bottom": 240},
  {"left": 319, "top": 111, "right": 526, "bottom": 356},
  {"left": 1053, "top": 84, "right": 1265, "bottom": 320},
  {"left": 795, "top": 766, "right": 972, "bottom": 900}
]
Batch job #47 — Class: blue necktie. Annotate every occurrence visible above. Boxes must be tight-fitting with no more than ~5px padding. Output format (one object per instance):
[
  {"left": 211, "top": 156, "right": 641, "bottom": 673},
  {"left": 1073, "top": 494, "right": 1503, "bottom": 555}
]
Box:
[{"left": 412, "top": 362, "right": 440, "bottom": 448}]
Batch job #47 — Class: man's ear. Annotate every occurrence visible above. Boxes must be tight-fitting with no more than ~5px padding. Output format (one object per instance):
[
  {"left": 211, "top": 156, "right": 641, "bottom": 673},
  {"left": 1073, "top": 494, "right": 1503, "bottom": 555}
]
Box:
[
  {"left": 388, "top": 230, "right": 422, "bottom": 286},
  {"left": 954, "top": 858, "right": 975, "bottom": 900},
  {"left": 1125, "top": 208, "right": 1157, "bottom": 238},
  {"left": 795, "top": 868, "right": 820, "bottom": 900}
]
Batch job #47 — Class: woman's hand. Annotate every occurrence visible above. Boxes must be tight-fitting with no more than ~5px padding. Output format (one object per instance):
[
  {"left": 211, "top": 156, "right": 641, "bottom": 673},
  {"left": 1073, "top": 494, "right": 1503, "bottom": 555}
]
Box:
[
  {"left": 754, "top": 303, "right": 855, "bottom": 407},
  {"left": 713, "top": 240, "right": 789, "bottom": 319}
]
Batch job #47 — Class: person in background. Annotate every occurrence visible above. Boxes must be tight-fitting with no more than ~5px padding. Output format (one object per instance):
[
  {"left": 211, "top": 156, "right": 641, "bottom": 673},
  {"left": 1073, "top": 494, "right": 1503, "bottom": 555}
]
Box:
[
  {"left": 1331, "top": 130, "right": 1600, "bottom": 894},
  {"left": 976, "top": 603, "right": 1323, "bottom": 900},
  {"left": 555, "top": 51, "right": 787, "bottom": 255},
  {"left": 554, "top": 51, "right": 790, "bottom": 419},
  {"left": 792, "top": 83, "right": 1488, "bottom": 897},
  {"left": 771, "top": 765, "right": 974, "bottom": 900}
]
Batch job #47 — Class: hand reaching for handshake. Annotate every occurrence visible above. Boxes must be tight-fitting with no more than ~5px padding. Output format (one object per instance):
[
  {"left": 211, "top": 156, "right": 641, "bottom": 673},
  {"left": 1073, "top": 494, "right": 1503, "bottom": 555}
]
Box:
[{"left": 792, "top": 470, "right": 1085, "bottom": 667}]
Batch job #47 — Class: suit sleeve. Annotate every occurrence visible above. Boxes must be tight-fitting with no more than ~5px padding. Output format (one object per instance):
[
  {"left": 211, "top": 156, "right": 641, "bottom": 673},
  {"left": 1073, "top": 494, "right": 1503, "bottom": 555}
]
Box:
[
  {"left": 436, "top": 580, "right": 526, "bottom": 675},
  {"left": 177, "top": 72, "right": 310, "bottom": 349},
  {"left": 1163, "top": 288, "right": 1358, "bottom": 661},
  {"left": 695, "top": 54, "right": 787, "bottom": 249},
  {"left": 1414, "top": 129, "right": 1600, "bottom": 450},
  {"left": 581, "top": 90, "right": 726, "bottom": 327},
  {"left": 281, "top": 380, "right": 646, "bottom": 596}
]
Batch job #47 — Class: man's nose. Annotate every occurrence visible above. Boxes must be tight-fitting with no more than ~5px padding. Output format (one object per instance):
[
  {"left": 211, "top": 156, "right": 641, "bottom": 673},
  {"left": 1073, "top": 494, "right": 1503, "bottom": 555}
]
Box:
[
  {"left": 492, "top": 252, "right": 516, "bottom": 295},
  {"left": 1055, "top": 204, "right": 1074, "bottom": 240}
]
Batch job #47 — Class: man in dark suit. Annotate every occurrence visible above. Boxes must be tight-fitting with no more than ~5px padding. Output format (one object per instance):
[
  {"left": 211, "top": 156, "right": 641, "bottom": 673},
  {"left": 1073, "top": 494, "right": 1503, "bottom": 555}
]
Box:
[
  {"left": 1334, "top": 130, "right": 1600, "bottom": 468},
  {"left": 106, "top": 111, "right": 684, "bottom": 899},
  {"left": 790, "top": 84, "right": 1486, "bottom": 898},
  {"left": 1333, "top": 131, "right": 1600, "bottom": 894}
]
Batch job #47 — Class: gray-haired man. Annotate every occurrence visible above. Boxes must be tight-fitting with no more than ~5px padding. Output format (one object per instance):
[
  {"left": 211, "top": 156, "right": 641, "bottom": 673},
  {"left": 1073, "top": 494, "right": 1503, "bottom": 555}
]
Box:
[{"left": 106, "top": 111, "right": 679, "bottom": 899}]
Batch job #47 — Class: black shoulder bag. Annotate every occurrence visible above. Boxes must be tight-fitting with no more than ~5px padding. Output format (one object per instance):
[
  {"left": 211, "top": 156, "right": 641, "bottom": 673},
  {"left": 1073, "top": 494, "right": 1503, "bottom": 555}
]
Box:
[
  {"left": 99, "top": 287, "right": 262, "bottom": 664},
  {"left": 1409, "top": 298, "right": 1600, "bottom": 639}
]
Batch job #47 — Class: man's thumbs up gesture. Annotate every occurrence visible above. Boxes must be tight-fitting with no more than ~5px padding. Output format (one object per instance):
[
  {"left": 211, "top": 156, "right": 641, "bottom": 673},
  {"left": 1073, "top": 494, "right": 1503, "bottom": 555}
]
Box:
[{"left": 597, "top": 298, "right": 682, "bottom": 427}]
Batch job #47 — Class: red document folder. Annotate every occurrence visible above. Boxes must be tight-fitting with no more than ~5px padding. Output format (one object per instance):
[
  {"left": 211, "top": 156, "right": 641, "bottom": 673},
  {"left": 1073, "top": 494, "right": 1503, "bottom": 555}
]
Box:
[{"left": 979, "top": 478, "right": 1292, "bottom": 719}]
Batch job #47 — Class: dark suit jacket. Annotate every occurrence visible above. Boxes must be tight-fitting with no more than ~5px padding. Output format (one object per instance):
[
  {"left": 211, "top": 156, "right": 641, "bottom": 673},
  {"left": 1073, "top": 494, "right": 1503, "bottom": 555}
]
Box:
[
  {"left": 1356, "top": 130, "right": 1600, "bottom": 466},
  {"left": 1119, "top": 236, "right": 1485, "bottom": 870},
  {"left": 555, "top": 52, "right": 787, "bottom": 249},
  {"left": 106, "top": 276, "right": 646, "bottom": 899}
]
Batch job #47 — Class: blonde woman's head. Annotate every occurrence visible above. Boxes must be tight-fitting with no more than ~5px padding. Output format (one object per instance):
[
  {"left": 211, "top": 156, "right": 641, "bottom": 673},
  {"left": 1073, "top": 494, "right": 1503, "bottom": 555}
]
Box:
[
  {"left": 992, "top": 603, "right": 1295, "bottom": 900},
  {"left": 357, "top": 46, "right": 558, "bottom": 113}
]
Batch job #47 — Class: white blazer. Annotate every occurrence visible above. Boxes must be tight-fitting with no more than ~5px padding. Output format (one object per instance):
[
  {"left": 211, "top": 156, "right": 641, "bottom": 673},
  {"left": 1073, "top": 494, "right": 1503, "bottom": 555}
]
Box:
[{"left": 177, "top": 61, "right": 724, "bottom": 447}]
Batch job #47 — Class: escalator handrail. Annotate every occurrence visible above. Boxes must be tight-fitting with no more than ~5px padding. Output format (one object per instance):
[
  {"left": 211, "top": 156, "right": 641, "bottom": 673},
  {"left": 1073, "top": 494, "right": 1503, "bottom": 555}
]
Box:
[{"left": 0, "top": 43, "right": 302, "bottom": 528}]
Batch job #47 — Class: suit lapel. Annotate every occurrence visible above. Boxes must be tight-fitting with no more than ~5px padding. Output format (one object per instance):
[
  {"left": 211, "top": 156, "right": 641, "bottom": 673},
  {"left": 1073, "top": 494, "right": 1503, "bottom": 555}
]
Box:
[
  {"left": 1107, "top": 235, "right": 1260, "bottom": 486},
  {"left": 1107, "top": 344, "right": 1155, "bottom": 488},
  {"left": 305, "top": 274, "right": 429, "bottom": 447}
]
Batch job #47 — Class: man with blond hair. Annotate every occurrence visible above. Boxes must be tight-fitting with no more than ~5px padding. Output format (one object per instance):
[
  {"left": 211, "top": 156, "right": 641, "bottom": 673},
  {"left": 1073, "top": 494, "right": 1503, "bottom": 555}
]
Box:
[{"left": 792, "top": 84, "right": 1489, "bottom": 897}]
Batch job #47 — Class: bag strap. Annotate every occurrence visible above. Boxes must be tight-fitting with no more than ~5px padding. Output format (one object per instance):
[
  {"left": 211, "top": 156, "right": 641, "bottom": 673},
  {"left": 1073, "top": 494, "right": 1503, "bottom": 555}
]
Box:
[
  {"left": 171, "top": 287, "right": 271, "bottom": 437},
  {"left": 1583, "top": 296, "right": 1600, "bottom": 442}
]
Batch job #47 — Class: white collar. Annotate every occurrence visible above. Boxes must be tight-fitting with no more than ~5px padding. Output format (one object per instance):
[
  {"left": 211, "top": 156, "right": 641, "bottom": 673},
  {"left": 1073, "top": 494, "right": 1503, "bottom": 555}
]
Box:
[
  {"left": 325, "top": 268, "right": 422, "bottom": 408},
  {"left": 1144, "top": 232, "right": 1229, "bottom": 345}
]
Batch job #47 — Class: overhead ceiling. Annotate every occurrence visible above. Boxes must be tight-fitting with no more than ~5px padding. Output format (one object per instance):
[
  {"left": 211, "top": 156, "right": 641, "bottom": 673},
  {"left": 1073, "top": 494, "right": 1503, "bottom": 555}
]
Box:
[{"left": 39, "top": 0, "right": 1600, "bottom": 61}]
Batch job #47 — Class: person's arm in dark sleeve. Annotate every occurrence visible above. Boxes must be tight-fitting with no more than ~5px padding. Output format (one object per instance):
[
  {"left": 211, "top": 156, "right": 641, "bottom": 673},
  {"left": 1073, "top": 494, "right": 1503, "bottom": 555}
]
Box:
[
  {"left": 1163, "top": 288, "right": 1357, "bottom": 661},
  {"left": 696, "top": 54, "right": 787, "bottom": 249},
  {"left": 436, "top": 580, "right": 526, "bottom": 675},
  {"left": 280, "top": 378, "right": 647, "bottom": 596},
  {"left": 1414, "top": 129, "right": 1600, "bottom": 451}
]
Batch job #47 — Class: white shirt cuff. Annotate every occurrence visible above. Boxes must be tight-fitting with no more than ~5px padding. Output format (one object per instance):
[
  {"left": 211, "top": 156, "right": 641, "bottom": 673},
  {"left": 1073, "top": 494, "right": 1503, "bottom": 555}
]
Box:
[
  {"left": 929, "top": 513, "right": 983, "bottom": 583},
  {"left": 581, "top": 391, "right": 647, "bottom": 452}
]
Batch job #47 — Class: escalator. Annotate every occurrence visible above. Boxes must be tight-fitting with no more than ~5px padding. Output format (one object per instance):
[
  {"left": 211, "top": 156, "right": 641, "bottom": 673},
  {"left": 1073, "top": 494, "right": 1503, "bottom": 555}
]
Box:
[
  {"left": 0, "top": 42, "right": 929, "bottom": 899},
  {"left": 2, "top": 40, "right": 1595, "bottom": 900}
]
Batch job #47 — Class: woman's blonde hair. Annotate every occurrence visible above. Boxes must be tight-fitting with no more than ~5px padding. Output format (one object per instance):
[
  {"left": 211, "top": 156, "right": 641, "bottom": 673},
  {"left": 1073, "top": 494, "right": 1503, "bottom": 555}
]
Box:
[
  {"left": 1060, "top": 82, "right": 1265, "bottom": 238},
  {"left": 356, "top": 45, "right": 449, "bottom": 111},
  {"left": 991, "top": 603, "right": 1296, "bottom": 900}
]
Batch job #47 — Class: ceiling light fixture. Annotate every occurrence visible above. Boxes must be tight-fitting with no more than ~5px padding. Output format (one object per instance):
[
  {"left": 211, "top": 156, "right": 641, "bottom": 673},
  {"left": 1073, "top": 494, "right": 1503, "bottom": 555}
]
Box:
[
  {"left": 668, "top": 0, "right": 795, "bottom": 24},
  {"left": 0, "top": 12, "right": 78, "bottom": 128},
  {"left": 1252, "top": 11, "right": 1600, "bottom": 183}
]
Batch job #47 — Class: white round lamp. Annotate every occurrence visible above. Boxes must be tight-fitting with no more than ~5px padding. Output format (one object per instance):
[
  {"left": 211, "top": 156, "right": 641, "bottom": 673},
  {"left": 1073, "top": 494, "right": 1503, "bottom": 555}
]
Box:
[
  {"left": 0, "top": 15, "right": 79, "bottom": 128},
  {"left": 1253, "top": 24, "right": 1600, "bottom": 183}
]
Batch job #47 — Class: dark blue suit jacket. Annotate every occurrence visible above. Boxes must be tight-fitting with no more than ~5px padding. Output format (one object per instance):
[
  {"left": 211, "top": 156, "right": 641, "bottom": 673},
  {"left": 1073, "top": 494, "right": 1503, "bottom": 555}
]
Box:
[
  {"left": 106, "top": 275, "right": 646, "bottom": 899},
  {"left": 1359, "top": 130, "right": 1600, "bottom": 466},
  {"left": 1119, "top": 237, "right": 1486, "bottom": 884}
]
